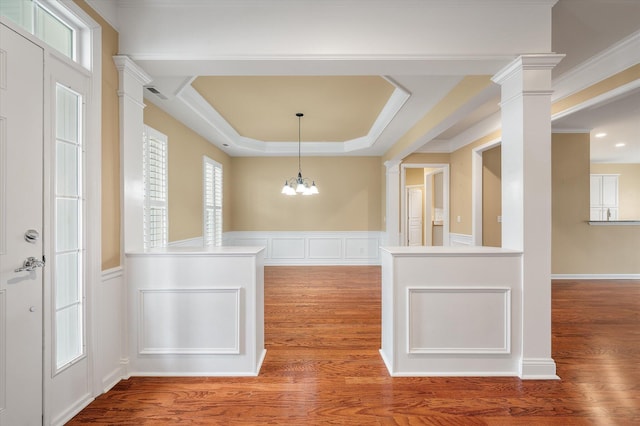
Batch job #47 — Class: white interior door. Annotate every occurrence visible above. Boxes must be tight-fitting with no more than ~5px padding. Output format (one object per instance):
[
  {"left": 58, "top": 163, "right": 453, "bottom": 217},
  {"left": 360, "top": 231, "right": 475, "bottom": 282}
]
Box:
[
  {"left": 407, "top": 187, "right": 423, "bottom": 246},
  {"left": 0, "top": 23, "right": 44, "bottom": 425}
]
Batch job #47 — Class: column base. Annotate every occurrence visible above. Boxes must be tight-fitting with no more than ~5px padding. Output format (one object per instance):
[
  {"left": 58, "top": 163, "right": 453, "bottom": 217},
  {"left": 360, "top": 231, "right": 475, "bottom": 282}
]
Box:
[{"left": 520, "top": 358, "right": 559, "bottom": 380}]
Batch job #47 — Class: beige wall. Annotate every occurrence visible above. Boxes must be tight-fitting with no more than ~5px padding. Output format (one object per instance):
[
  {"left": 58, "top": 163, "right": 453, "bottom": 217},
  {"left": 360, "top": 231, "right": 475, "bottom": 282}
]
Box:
[
  {"left": 482, "top": 145, "right": 502, "bottom": 247},
  {"left": 230, "top": 156, "right": 382, "bottom": 231},
  {"left": 403, "top": 153, "right": 451, "bottom": 165},
  {"left": 73, "top": 0, "right": 121, "bottom": 270},
  {"left": 405, "top": 167, "right": 424, "bottom": 186},
  {"left": 144, "top": 102, "right": 232, "bottom": 242},
  {"left": 404, "top": 168, "right": 425, "bottom": 244},
  {"left": 590, "top": 163, "right": 640, "bottom": 220},
  {"left": 449, "top": 131, "right": 502, "bottom": 235},
  {"left": 552, "top": 133, "right": 640, "bottom": 274}
]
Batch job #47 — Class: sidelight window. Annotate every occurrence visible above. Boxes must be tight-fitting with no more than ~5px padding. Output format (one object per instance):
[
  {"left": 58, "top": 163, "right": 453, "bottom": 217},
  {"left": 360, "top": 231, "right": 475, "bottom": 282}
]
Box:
[{"left": 54, "top": 83, "right": 84, "bottom": 370}]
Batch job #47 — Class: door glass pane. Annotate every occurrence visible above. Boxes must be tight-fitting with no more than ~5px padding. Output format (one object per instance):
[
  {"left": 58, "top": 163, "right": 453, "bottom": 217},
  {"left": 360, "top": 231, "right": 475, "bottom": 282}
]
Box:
[
  {"left": 56, "top": 305, "right": 82, "bottom": 366},
  {"left": 56, "top": 142, "right": 78, "bottom": 196},
  {"left": 55, "top": 252, "right": 79, "bottom": 308},
  {"left": 56, "top": 86, "right": 78, "bottom": 142},
  {"left": 0, "top": 0, "right": 34, "bottom": 33},
  {"left": 35, "top": 4, "right": 73, "bottom": 59},
  {"left": 56, "top": 198, "right": 79, "bottom": 252},
  {"left": 0, "top": 1, "right": 75, "bottom": 60}
]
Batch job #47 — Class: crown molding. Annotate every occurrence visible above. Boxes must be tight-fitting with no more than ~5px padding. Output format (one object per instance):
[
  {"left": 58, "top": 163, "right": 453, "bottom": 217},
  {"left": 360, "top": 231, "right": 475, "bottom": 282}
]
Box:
[
  {"left": 550, "top": 128, "right": 590, "bottom": 134},
  {"left": 113, "top": 55, "right": 153, "bottom": 85},
  {"left": 492, "top": 54, "right": 565, "bottom": 85},
  {"left": 552, "top": 30, "right": 640, "bottom": 102},
  {"left": 551, "top": 78, "right": 640, "bottom": 122}
]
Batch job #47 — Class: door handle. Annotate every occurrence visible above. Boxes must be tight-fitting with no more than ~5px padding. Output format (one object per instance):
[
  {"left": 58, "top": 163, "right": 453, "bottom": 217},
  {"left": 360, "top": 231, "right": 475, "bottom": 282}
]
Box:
[{"left": 15, "top": 256, "right": 45, "bottom": 273}]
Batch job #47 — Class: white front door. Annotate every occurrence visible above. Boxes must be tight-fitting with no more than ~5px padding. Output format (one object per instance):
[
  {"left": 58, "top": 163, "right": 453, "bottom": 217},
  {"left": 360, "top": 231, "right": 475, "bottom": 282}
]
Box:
[
  {"left": 0, "top": 23, "right": 45, "bottom": 425},
  {"left": 407, "top": 187, "right": 423, "bottom": 246}
]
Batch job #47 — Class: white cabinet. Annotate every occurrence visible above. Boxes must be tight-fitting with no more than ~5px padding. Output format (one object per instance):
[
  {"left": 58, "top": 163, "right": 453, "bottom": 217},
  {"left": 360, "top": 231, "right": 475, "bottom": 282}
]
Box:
[{"left": 590, "top": 174, "right": 618, "bottom": 221}]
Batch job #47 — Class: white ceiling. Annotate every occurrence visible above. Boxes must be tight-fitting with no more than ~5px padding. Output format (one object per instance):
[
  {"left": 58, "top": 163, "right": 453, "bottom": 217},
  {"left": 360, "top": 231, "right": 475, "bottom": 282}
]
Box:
[
  {"left": 553, "top": 88, "right": 640, "bottom": 163},
  {"left": 87, "top": 0, "right": 640, "bottom": 161}
]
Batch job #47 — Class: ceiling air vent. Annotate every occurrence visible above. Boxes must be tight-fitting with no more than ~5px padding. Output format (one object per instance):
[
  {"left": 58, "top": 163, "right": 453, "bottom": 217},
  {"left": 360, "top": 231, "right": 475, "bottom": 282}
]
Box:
[{"left": 145, "top": 86, "right": 168, "bottom": 100}]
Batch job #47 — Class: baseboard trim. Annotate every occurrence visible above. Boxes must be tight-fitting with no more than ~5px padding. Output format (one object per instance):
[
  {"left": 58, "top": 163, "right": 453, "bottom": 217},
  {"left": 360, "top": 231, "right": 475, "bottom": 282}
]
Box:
[
  {"left": 51, "top": 393, "right": 94, "bottom": 426},
  {"left": 101, "top": 366, "right": 126, "bottom": 394},
  {"left": 128, "top": 370, "right": 263, "bottom": 377},
  {"left": 552, "top": 274, "right": 640, "bottom": 280},
  {"left": 520, "top": 358, "right": 559, "bottom": 380}
]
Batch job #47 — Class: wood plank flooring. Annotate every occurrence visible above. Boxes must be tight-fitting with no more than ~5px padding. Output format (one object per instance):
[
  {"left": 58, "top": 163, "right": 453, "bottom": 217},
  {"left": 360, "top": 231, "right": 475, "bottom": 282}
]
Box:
[{"left": 67, "top": 267, "right": 640, "bottom": 425}]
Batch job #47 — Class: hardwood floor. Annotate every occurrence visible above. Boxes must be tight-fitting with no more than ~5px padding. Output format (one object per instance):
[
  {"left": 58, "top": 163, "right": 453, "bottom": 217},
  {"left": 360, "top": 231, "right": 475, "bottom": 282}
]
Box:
[{"left": 67, "top": 268, "right": 640, "bottom": 425}]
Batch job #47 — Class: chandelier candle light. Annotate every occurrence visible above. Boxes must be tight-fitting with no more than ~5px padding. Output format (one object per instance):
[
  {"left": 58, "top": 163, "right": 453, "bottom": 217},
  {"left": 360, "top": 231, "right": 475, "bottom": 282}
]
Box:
[{"left": 281, "top": 113, "right": 319, "bottom": 196}]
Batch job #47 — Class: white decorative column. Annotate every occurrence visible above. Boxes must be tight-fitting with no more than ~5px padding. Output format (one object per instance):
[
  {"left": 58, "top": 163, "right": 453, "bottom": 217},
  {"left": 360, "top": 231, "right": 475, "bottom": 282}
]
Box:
[
  {"left": 114, "top": 56, "right": 152, "bottom": 376},
  {"left": 113, "top": 56, "right": 152, "bottom": 253},
  {"left": 492, "top": 54, "right": 563, "bottom": 379},
  {"left": 385, "top": 160, "right": 401, "bottom": 246}
]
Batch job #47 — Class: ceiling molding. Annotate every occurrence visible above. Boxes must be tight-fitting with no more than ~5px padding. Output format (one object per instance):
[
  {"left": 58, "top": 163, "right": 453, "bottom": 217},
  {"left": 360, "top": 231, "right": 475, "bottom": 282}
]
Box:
[
  {"left": 552, "top": 29, "right": 640, "bottom": 102},
  {"left": 175, "top": 77, "right": 410, "bottom": 156},
  {"left": 550, "top": 128, "right": 590, "bottom": 134},
  {"left": 551, "top": 78, "right": 640, "bottom": 122}
]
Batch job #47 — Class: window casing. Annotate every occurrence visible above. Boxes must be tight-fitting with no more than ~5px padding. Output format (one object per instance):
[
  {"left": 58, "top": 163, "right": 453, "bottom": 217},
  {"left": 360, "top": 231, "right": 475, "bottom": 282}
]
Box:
[
  {"left": 143, "top": 126, "right": 168, "bottom": 249},
  {"left": 203, "top": 157, "right": 223, "bottom": 246}
]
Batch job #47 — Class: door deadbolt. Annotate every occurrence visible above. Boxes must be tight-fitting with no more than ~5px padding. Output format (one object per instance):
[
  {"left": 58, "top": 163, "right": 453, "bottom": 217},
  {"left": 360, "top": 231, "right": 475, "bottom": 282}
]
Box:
[{"left": 24, "top": 229, "right": 39, "bottom": 243}]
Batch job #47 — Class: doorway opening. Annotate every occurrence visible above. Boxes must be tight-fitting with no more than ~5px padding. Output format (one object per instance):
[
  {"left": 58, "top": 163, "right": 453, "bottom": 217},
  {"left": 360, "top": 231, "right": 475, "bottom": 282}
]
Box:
[
  {"left": 400, "top": 163, "right": 450, "bottom": 246},
  {"left": 471, "top": 139, "right": 502, "bottom": 246}
]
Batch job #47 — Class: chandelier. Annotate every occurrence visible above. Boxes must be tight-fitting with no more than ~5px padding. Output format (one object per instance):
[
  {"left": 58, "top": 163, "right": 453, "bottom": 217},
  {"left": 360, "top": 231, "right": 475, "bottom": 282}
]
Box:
[{"left": 281, "top": 113, "right": 319, "bottom": 196}]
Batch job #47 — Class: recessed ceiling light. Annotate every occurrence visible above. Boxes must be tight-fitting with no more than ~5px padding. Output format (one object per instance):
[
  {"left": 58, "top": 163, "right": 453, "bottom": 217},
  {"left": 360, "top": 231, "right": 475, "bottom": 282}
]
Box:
[
  {"left": 595, "top": 132, "right": 607, "bottom": 138},
  {"left": 615, "top": 142, "right": 626, "bottom": 148}
]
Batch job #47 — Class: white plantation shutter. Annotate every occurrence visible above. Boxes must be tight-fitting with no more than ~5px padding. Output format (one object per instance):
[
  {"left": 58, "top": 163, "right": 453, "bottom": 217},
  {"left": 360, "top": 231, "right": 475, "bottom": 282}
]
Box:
[
  {"left": 143, "top": 127, "right": 168, "bottom": 248},
  {"left": 204, "top": 157, "right": 223, "bottom": 246}
]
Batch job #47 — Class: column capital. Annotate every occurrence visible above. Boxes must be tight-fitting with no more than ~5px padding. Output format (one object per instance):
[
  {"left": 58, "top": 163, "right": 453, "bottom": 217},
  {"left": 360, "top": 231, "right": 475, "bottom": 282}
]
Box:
[
  {"left": 492, "top": 54, "right": 565, "bottom": 85},
  {"left": 384, "top": 160, "right": 401, "bottom": 173},
  {"left": 113, "top": 55, "right": 153, "bottom": 86}
]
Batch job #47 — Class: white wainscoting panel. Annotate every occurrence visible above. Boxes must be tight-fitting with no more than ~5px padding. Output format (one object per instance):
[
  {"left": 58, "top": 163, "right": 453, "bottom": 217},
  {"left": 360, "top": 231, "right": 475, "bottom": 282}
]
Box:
[
  {"left": 0, "top": 117, "right": 5, "bottom": 255},
  {"left": 308, "top": 237, "right": 342, "bottom": 259},
  {"left": 449, "top": 233, "right": 473, "bottom": 246},
  {"left": 125, "top": 247, "right": 265, "bottom": 376},
  {"left": 345, "top": 237, "right": 380, "bottom": 259},
  {"left": 224, "top": 231, "right": 383, "bottom": 265},
  {"left": 380, "top": 246, "right": 522, "bottom": 377},
  {"left": 98, "top": 267, "right": 126, "bottom": 393},
  {"left": 139, "top": 288, "right": 240, "bottom": 354},
  {"left": 0, "top": 290, "right": 5, "bottom": 412},
  {"left": 407, "top": 287, "right": 510, "bottom": 354},
  {"left": 272, "top": 238, "right": 306, "bottom": 259}
]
